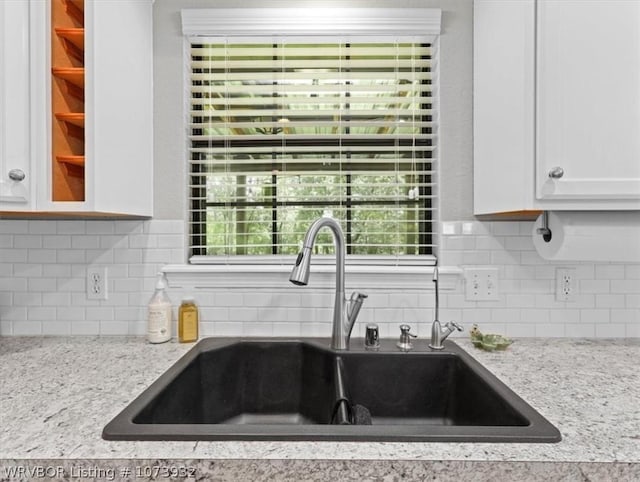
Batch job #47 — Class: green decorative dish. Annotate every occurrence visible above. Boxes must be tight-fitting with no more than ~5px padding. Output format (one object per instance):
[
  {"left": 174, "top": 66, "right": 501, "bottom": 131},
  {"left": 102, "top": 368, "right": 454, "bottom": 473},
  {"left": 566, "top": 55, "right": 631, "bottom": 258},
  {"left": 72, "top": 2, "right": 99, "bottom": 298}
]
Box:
[{"left": 470, "top": 324, "right": 513, "bottom": 352}]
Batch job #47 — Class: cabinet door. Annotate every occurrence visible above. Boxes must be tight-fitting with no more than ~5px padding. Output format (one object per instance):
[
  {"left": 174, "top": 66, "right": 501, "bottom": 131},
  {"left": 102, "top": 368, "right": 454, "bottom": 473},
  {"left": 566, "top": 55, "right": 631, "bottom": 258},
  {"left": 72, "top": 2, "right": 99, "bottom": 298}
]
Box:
[
  {"left": 536, "top": 0, "right": 640, "bottom": 202},
  {"left": 0, "top": 1, "right": 32, "bottom": 210}
]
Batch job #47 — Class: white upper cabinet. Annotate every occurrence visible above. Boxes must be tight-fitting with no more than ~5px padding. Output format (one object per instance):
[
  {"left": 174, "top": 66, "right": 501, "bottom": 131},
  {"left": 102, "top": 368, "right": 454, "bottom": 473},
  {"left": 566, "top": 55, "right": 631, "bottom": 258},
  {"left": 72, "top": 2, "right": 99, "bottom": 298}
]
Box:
[
  {"left": 1, "top": 0, "right": 153, "bottom": 217},
  {"left": 0, "top": 1, "right": 33, "bottom": 210},
  {"left": 536, "top": 0, "right": 640, "bottom": 202},
  {"left": 474, "top": 0, "right": 640, "bottom": 216}
]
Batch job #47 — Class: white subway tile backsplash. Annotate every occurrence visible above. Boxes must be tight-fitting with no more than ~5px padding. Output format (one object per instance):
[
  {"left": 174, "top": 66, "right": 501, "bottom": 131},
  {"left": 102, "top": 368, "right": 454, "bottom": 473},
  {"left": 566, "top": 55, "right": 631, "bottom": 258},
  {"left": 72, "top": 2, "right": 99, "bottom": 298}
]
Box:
[
  {"left": 505, "top": 294, "right": 536, "bottom": 308},
  {"left": 490, "top": 308, "right": 521, "bottom": 324},
  {"left": 70, "top": 321, "right": 100, "bottom": 335},
  {"left": 14, "top": 234, "right": 43, "bottom": 249},
  {"left": 0, "top": 220, "right": 29, "bottom": 234},
  {"left": 86, "top": 221, "right": 116, "bottom": 235},
  {"left": 595, "top": 265, "right": 626, "bottom": 280},
  {"left": 595, "top": 294, "right": 626, "bottom": 309},
  {"left": 71, "top": 236, "right": 100, "bottom": 249},
  {"left": 0, "top": 277, "right": 26, "bottom": 292},
  {"left": 27, "top": 307, "right": 57, "bottom": 320},
  {"left": 273, "top": 322, "right": 301, "bottom": 336},
  {"left": 565, "top": 323, "right": 595, "bottom": 338},
  {"left": 13, "top": 292, "right": 42, "bottom": 306},
  {"left": 626, "top": 323, "right": 640, "bottom": 337},
  {"left": 13, "top": 321, "right": 42, "bottom": 335},
  {"left": 463, "top": 250, "right": 492, "bottom": 265},
  {"left": 535, "top": 323, "right": 563, "bottom": 337},
  {"left": 1, "top": 248, "right": 28, "bottom": 263},
  {"left": 114, "top": 248, "right": 143, "bottom": 264},
  {"left": 56, "top": 220, "right": 86, "bottom": 234},
  {"left": 611, "top": 309, "right": 640, "bottom": 324},
  {"left": 28, "top": 221, "right": 56, "bottom": 235},
  {"left": 42, "top": 320, "right": 71, "bottom": 335},
  {"left": 28, "top": 278, "right": 58, "bottom": 292},
  {"left": 611, "top": 279, "right": 640, "bottom": 294},
  {"left": 100, "top": 320, "right": 129, "bottom": 335},
  {"left": 491, "top": 222, "right": 520, "bottom": 236},
  {"left": 57, "top": 249, "right": 86, "bottom": 263},
  {"left": 504, "top": 323, "right": 536, "bottom": 338},
  {"left": 595, "top": 324, "right": 627, "bottom": 338},
  {"left": 520, "top": 309, "right": 550, "bottom": 324},
  {"left": 549, "top": 309, "right": 580, "bottom": 324},
  {"left": 57, "top": 307, "right": 86, "bottom": 321},
  {"left": 626, "top": 265, "right": 640, "bottom": 279},
  {"left": 0, "top": 234, "right": 14, "bottom": 248},
  {"left": 491, "top": 250, "right": 520, "bottom": 265},
  {"left": 0, "top": 219, "right": 638, "bottom": 338},
  {"left": 625, "top": 295, "right": 640, "bottom": 308},
  {"left": 580, "top": 279, "right": 610, "bottom": 294},
  {"left": 145, "top": 220, "right": 183, "bottom": 234},
  {"left": 86, "top": 307, "right": 115, "bottom": 321},
  {"left": 579, "top": 309, "right": 610, "bottom": 324}
]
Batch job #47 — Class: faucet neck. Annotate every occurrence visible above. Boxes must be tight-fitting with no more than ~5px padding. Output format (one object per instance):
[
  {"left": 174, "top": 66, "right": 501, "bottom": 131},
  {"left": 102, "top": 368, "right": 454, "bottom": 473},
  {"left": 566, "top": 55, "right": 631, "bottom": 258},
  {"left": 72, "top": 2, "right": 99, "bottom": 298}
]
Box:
[
  {"left": 302, "top": 218, "right": 349, "bottom": 350},
  {"left": 302, "top": 217, "right": 345, "bottom": 295}
]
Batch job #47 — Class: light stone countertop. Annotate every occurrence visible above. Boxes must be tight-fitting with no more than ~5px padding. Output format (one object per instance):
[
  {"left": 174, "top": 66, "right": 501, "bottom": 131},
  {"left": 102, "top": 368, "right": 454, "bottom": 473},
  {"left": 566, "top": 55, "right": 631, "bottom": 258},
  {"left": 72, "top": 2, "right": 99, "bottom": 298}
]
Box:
[{"left": 0, "top": 336, "right": 638, "bottom": 465}]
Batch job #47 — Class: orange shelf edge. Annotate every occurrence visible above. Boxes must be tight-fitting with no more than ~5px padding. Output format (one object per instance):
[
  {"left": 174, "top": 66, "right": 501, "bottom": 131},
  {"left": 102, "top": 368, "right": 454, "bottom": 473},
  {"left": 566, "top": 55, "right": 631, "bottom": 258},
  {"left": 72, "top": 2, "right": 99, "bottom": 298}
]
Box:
[
  {"left": 55, "top": 155, "right": 85, "bottom": 179},
  {"left": 51, "top": 67, "right": 84, "bottom": 89},
  {"left": 54, "top": 112, "right": 85, "bottom": 128},
  {"left": 55, "top": 27, "right": 84, "bottom": 50},
  {"left": 55, "top": 155, "right": 85, "bottom": 167}
]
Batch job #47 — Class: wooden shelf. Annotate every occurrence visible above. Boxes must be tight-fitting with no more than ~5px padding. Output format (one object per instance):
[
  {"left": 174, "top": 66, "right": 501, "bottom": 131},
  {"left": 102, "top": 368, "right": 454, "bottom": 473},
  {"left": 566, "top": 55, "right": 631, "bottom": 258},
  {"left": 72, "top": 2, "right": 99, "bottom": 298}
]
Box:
[
  {"left": 55, "top": 28, "right": 84, "bottom": 62},
  {"left": 55, "top": 155, "right": 85, "bottom": 178},
  {"left": 54, "top": 112, "right": 84, "bottom": 128},
  {"left": 52, "top": 67, "right": 84, "bottom": 88},
  {"left": 55, "top": 28, "right": 84, "bottom": 49},
  {"left": 56, "top": 155, "right": 85, "bottom": 167},
  {"left": 55, "top": 113, "right": 84, "bottom": 140}
]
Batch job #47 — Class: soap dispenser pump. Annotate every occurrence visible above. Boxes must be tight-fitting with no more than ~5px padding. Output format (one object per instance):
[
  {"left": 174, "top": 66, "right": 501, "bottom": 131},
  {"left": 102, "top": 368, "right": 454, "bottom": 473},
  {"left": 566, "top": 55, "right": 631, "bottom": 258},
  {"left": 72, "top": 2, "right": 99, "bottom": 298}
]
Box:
[{"left": 147, "top": 272, "right": 172, "bottom": 344}]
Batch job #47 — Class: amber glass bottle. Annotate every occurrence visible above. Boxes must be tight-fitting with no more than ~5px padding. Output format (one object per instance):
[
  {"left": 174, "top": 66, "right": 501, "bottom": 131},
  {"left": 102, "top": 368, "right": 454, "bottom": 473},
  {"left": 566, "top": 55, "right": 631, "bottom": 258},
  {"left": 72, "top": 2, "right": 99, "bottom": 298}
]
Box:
[{"left": 178, "top": 296, "right": 199, "bottom": 343}]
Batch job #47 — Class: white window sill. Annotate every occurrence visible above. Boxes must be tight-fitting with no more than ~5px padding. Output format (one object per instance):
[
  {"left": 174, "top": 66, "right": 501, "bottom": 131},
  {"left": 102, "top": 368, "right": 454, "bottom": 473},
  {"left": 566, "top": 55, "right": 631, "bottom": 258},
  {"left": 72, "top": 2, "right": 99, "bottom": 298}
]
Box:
[{"left": 162, "top": 263, "right": 462, "bottom": 291}]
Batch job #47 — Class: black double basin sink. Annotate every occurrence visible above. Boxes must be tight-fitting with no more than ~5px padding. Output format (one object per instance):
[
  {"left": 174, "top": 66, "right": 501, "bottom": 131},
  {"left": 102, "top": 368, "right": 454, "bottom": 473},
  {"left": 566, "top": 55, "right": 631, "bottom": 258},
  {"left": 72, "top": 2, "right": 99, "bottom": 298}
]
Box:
[{"left": 103, "top": 338, "right": 561, "bottom": 442}]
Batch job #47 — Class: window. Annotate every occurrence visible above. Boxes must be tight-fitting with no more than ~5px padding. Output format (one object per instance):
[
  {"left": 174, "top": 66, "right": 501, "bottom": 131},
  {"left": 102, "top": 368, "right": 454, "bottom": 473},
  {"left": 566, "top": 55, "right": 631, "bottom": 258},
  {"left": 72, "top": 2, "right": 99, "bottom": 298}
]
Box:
[{"left": 183, "top": 9, "right": 441, "bottom": 264}]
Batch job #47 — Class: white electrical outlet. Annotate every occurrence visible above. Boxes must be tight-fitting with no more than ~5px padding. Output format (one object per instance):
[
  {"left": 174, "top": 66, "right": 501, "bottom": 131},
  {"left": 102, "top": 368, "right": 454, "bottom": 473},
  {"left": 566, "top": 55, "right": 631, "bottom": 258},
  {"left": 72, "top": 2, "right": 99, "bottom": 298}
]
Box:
[
  {"left": 87, "top": 267, "right": 108, "bottom": 300},
  {"left": 556, "top": 267, "right": 576, "bottom": 302},
  {"left": 464, "top": 268, "right": 500, "bottom": 301}
]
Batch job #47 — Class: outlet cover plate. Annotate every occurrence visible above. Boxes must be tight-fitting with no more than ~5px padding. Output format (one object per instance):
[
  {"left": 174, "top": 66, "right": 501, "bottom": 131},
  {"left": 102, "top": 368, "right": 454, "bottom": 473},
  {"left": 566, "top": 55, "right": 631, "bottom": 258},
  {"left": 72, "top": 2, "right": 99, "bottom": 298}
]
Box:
[
  {"left": 556, "top": 267, "right": 576, "bottom": 302},
  {"left": 87, "top": 266, "right": 108, "bottom": 300},
  {"left": 464, "top": 267, "right": 500, "bottom": 301}
]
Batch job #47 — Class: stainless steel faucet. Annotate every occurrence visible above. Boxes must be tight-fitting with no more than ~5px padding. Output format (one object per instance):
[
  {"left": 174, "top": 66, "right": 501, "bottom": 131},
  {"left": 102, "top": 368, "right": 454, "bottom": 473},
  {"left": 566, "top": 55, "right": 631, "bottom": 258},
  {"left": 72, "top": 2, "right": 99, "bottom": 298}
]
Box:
[
  {"left": 429, "top": 266, "right": 463, "bottom": 350},
  {"left": 289, "top": 217, "right": 367, "bottom": 350}
]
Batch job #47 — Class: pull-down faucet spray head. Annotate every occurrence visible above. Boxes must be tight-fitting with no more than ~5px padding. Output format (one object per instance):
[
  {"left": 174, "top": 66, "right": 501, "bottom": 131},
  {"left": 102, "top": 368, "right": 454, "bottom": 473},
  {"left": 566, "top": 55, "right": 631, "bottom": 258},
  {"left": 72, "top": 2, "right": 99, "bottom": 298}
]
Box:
[{"left": 289, "top": 247, "right": 312, "bottom": 286}]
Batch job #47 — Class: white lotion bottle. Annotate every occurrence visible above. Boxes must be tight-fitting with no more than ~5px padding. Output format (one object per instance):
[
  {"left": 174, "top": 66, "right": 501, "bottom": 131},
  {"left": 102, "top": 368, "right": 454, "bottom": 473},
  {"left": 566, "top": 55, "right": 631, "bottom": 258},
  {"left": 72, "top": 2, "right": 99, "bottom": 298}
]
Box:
[{"left": 147, "top": 272, "right": 172, "bottom": 343}]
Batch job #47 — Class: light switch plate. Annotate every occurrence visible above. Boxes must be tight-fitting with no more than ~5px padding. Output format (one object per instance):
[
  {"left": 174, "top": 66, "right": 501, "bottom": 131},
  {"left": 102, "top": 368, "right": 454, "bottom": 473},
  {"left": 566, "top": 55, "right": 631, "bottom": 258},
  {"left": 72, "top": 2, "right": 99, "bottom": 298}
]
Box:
[{"left": 464, "top": 267, "right": 500, "bottom": 301}]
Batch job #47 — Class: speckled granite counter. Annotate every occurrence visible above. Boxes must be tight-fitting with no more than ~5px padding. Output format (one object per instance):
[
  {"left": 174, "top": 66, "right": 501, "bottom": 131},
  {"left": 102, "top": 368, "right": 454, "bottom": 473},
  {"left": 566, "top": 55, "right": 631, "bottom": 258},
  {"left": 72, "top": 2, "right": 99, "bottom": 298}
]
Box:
[{"left": 1, "top": 337, "right": 638, "bottom": 480}]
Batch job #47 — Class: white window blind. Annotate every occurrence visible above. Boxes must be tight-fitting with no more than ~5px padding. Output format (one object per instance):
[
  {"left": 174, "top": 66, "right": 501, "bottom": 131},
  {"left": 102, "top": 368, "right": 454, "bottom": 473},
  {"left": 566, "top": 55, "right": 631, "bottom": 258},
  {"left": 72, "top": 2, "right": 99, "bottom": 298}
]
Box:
[{"left": 183, "top": 9, "right": 440, "bottom": 263}]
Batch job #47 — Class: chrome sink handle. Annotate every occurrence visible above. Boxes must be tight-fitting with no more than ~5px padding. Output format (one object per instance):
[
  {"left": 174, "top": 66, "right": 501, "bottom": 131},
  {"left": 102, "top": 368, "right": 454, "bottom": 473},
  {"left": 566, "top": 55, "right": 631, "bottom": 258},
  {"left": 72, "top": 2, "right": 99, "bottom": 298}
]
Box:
[
  {"left": 348, "top": 291, "right": 368, "bottom": 321},
  {"left": 397, "top": 324, "right": 417, "bottom": 351},
  {"left": 430, "top": 320, "right": 464, "bottom": 350},
  {"left": 445, "top": 321, "right": 463, "bottom": 333}
]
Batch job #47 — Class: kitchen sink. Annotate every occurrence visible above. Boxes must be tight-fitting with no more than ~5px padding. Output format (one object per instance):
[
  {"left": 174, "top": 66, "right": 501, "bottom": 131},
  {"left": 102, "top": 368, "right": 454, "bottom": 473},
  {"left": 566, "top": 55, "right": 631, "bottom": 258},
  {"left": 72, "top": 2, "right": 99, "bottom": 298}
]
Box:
[{"left": 102, "top": 338, "right": 561, "bottom": 442}]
